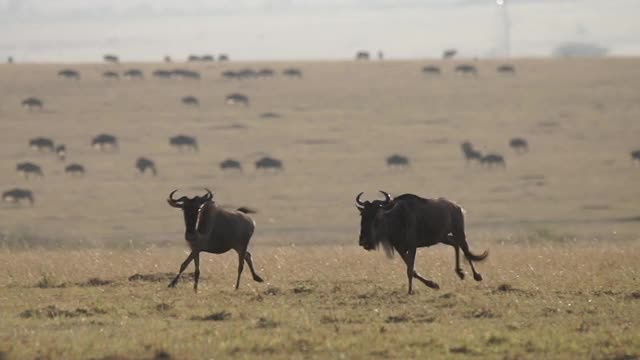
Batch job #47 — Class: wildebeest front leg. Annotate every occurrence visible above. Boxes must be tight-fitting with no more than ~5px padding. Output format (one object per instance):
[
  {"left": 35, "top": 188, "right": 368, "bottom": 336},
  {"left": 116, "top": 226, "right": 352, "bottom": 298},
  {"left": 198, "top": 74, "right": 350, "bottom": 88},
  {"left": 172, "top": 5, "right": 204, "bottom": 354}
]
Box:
[
  {"left": 400, "top": 251, "right": 440, "bottom": 292},
  {"left": 169, "top": 251, "right": 195, "bottom": 288},
  {"left": 244, "top": 251, "right": 264, "bottom": 283},
  {"left": 193, "top": 252, "right": 200, "bottom": 293}
]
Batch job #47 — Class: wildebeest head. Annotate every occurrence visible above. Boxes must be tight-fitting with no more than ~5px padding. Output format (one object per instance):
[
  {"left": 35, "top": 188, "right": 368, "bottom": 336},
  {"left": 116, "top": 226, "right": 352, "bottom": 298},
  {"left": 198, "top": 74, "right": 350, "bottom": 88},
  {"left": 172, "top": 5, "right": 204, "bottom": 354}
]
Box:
[
  {"left": 355, "top": 191, "right": 394, "bottom": 252},
  {"left": 167, "top": 189, "right": 213, "bottom": 242}
]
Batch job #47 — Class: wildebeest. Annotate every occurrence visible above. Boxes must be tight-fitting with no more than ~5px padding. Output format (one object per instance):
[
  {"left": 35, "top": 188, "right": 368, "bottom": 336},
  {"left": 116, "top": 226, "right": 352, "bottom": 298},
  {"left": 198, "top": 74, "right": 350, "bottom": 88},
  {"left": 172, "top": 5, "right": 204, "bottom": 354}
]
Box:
[
  {"left": 123, "top": 69, "right": 144, "bottom": 80},
  {"left": 255, "top": 156, "right": 283, "bottom": 171},
  {"left": 509, "top": 138, "right": 529, "bottom": 154},
  {"left": 460, "top": 142, "right": 483, "bottom": 163},
  {"left": 181, "top": 96, "right": 199, "bottom": 106},
  {"left": 152, "top": 70, "right": 173, "bottom": 79},
  {"left": 57, "top": 69, "right": 81, "bottom": 80},
  {"left": 220, "top": 159, "right": 242, "bottom": 171},
  {"left": 171, "top": 69, "right": 200, "bottom": 80},
  {"left": 7, "top": 56, "right": 13, "bottom": 64},
  {"left": 630, "top": 150, "right": 640, "bottom": 163},
  {"left": 188, "top": 55, "right": 201, "bottom": 62},
  {"left": 422, "top": 65, "right": 441, "bottom": 75},
  {"left": 55, "top": 144, "right": 67, "bottom": 161},
  {"left": 218, "top": 54, "right": 229, "bottom": 61},
  {"left": 355, "top": 191, "right": 488, "bottom": 294},
  {"left": 442, "top": 49, "right": 457, "bottom": 59},
  {"left": 65, "top": 163, "right": 85, "bottom": 176},
  {"left": 29, "top": 137, "right": 55, "bottom": 152},
  {"left": 201, "top": 54, "right": 214, "bottom": 62},
  {"left": 257, "top": 68, "right": 275, "bottom": 77},
  {"left": 92, "top": 134, "right": 119, "bottom": 151},
  {"left": 356, "top": 51, "right": 370, "bottom": 60},
  {"left": 481, "top": 154, "right": 506, "bottom": 168},
  {"left": 2, "top": 188, "right": 34, "bottom": 205},
  {"left": 386, "top": 154, "right": 410, "bottom": 168},
  {"left": 455, "top": 64, "right": 478, "bottom": 76},
  {"left": 282, "top": 68, "right": 303, "bottom": 78},
  {"left": 102, "top": 71, "right": 119, "bottom": 80},
  {"left": 497, "top": 64, "right": 516, "bottom": 75},
  {"left": 135, "top": 157, "right": 157, "bottom": 176},
  {"left": 164, "top": 55, "right": 172, "bottom": 63},
  {"left": 260, "top": 112, "right": 281, "bottom": 119},
  {"left": 169, "top": 135, "right": 198, "bottom": 152},
  {"left": 166, "top": 189, "right": 264, "bottom": 291},
  {"left": 103, "top": 54, "right": 119, "bottom": 63},
  {"left": 16, "top": 162, "right": 43, "bottom": 178},
  {"left": 225, "top": 93, "right": 250, "bottom": 106},
  {"left": 22, "top": 97, "right": 43, "bottom": 111},
  {"left": 378, "top": 50, "right": 384, "bottom": 60}
]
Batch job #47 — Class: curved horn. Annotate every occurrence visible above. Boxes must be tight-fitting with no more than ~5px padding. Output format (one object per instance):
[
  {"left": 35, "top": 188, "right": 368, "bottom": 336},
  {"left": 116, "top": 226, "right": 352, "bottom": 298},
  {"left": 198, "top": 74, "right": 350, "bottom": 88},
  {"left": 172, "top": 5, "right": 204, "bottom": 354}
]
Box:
[
  {"left": 169, "top": 189, "right": 179, "bottom": 201},
  {"left": 167, "top": 189, "right": 183, "bottom": 208},
  {"left": 379, "top": 190, "right": 392, "bottom": 204},
  {"left": 355, "top": 192, "right": 365, "bottom": 207},
  {"left": 203, "top": 188, "right": 213, "bottom": 201}
]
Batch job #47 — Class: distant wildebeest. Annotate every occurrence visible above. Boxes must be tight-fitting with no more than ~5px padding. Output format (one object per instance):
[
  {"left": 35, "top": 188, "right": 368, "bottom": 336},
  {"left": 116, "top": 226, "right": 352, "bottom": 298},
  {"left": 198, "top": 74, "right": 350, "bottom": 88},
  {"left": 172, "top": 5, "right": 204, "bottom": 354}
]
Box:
[
  {"left": 181, "top": 96, "right": 199, "bottom": 106},
  {"left": 442, "top": 49, "right": 458, "bottom": 59},
  {"left": 152, "top": 70, "right": 173, "bottom": 79},
  {"left": 257, "top": 68, "right": 275, "bottom": 77},
  {"left": 55, "top": 144, "right": 67, "bottom": 161},
  {"left": 65, "top": 163, "right": 85, "bottom": 176},
  {"left": 386, "top": 154, "right": 410, "bottom": 168},
  {"left": 356, "top": 51, "right": 370, "bottom": 60},
  {"left": 237, "top": 68, "right": 258, "bottom": 79},
  {"left": 630, "top": 150, "right": 640, "bottom": 163},
  {"left": 218, "top": 54, "right": 229, "bottom": 62},
  {"left": 220, "top": 159, "right": 242, "bottom": 171},
  {"left": 16, "top": 162, "right": 43, "bottom": 178},
  {"left": 123, "top": 69, "right": 144, "bottom": 80},
  {"left": 169, "top": 135, "right": 198, "bottom": 152},
  {"left": 222, "top": 70, "right": 238, "bottom": 80},
  {"left": 509, "top": 138, "right": 529, "bottom": 154},
  {"left": 29, "top": 137, "right": 55, "bottom": 152},
  {"left": 282, "top": 68, "right": 303, "bottom": 78},
  {"left": 103, "top": 54, "right": 119, "bottom": 63},
  {"left": 135, "top": 157, "right": 157, "bottom": 176},
  {"left": 260, "top": 112, "right": 281, "bottom": 119},
  {"left": 201, "top": 54, "right": 214, "bottom": 62},
  {"left": 225, "top": 93, "right": 250, "bottom": 106},
  {"left": 497, "top": 64, "right": 516, "bottom": 75},
  {"left": 455, "top": 64, "right": 478, "bottom": 76},
  {"left": 164, "top": 55, "right": 172, "bottom": 63},
  {"left": 422, "top": 65, "right": 441, "bottom": 75},
  {"left": 187, "top": 55, "right": 201, "bottom": 62},
  {"left": 355, "top": 191, "right": 488, "bottom": 294},
  {"left": 481, "top": 154, "right": 506, "bottom": 168},
  {"left": 57, "top": 69, "right": 81, "bottom": 80},
  {"left": 461, "top": 142, "right": 483, "bottom": 163},
  {"left": 92, "top": 134, "right": 119, "bottom": 151},
  {"left": 2, "top": 188, "right": 34, "bottom": 205},
  {"left": 166, "top": 189, "right": 264, "bottom": 291},
  {"left": 7, "top": 56, "right": 13, "bottom": 64},
  {"left": 22, "top": 97, "right": 43, "bottom": 111},
  {"left": 255, "top": 156, "right": 283, "bottom": 171},
  {"left": 102, "top": 71, "right": 119, "bottom": 80},
  {"left": 172, "top": 69, "right": 200, "bottom": 80}
]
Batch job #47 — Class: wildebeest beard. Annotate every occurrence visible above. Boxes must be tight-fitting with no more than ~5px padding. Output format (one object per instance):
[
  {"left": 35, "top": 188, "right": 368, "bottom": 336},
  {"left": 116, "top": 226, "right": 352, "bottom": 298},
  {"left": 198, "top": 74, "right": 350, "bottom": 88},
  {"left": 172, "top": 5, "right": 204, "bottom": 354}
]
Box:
[{"left": 371, "top": 209, "right": 396, "bottom": 258}]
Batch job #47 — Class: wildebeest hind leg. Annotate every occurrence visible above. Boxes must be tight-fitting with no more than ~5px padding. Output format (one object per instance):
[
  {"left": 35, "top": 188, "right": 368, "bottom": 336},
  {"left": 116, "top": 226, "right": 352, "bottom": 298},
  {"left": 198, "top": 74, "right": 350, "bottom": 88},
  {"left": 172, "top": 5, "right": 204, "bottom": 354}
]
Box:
[
  {"left": 244, "top": 251, "right": 264, "bottom": 282},
  {"left": 442, "top": 234, "right": 464, "bottom": 280},
  {"left": 234, "top": 250, "right": 246, "bottom": 290},
  {"left": 400, "top": 251, "right": 439, "bottom": 292},
  {"left": 169, "top": 251, "right": 195, "bottom": 288},
  {"left": 193, "top": 253, "right": 200, "bottom": 293}
]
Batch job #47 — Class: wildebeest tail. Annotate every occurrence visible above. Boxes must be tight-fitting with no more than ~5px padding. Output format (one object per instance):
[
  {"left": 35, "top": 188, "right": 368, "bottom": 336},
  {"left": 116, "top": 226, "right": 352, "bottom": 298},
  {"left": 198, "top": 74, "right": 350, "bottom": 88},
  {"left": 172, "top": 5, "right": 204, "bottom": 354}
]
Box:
[
  {"left": 463, "top": 248, "right": 489, "bottom": 262},
  {"left": 453, "top": 203, "right": 489, "bottom": 262},
  {"left": 236, "top": 206, "right": 257, "bottom": 214}
]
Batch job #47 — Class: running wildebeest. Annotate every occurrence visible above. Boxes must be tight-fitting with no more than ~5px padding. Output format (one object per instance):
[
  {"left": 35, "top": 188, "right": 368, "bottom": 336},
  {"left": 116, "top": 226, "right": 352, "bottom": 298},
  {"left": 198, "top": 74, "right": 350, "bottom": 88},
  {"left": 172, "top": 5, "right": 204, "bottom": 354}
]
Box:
[
  {"left": 29, "top": 137, "right": 55, "bottom": 152},
  {"left": 135, "top": 157, "right": 157, "bottom": 176},
  {"left": 422, "top": 65, "right": 441, "bottom": 75},
  {"left": 220, "top": 159, "right": 242, "bottom": 171},
  {"left": 509, "top": 138, "right": 529, "bottom": 154},
  {"left": 123, "top": 69, "right": 144, "bottom": 80},
  {"left": 55, "top": 144, "right": 66, "bottom": 161},
  {"left": 497, "top": 64, "right": 516, "bottom": 75},
  {"left": 386, "top": 154, "right": 410, "bottom": 168},
  {"left": 169, "top": 135, "right": 198, "bottom": 152},
  {"left": 103, "top": 54, "right": 119, "bottom": 63},
  {"left": 57, "top": 69, "right": 81, "bottom": 80},
  {"left": 152, "top": 70, "right": 173, "bottom": 79},
  {"left": 355, "top": 191, "right": 488, "bottom": 294},
  {"left": 172, "top": 69, "right": 200, "bottom": 80},
  {"left": 461, "top": 142, "right": 483, "bottom": 163},
  {"left": 481, "top": 154, "right": 506, "bottom": 168},
  {"left": 442, "top": 49, "right": 457, "bottom": 59},
  {"left": 356, "top": 51, "right": 370, "bottom": 60},
  {"left": 283, "top": 68, "right": 303, "bottom": 78},
  {"left": 16, "top": 162, "right": 43, "bottom": 178},
  {"left": 92, "top": 134, "right": 119, "bottom": 151},
  {"left": 255, "top": 156, "right": 283, "bottom": 171},
  {"left": 225, "top": 93, "right": 250, "bottom": 106},
  {"left": 218, "top": 54, "right": 229, "bottom": 61},
  {"left": 22, "top": 97, "right": 43, "bottom": 111},
  {"left": 2, "top": 188, "right": 34, "bottom": 205},
  {"left": 65, "top": 163, "right": 85, "bottom": 176},
  {"left": 455, "top": 64, "right": 478, "bottom": 76},
  {"left": 166, "top": 189, "right": 264, "bottom": 291},
  {"left": 102, "top": 71, "right": 119, "bottom": 80},
  {"left": 181, "top": 96, "right": 199, "bottom": 106}
]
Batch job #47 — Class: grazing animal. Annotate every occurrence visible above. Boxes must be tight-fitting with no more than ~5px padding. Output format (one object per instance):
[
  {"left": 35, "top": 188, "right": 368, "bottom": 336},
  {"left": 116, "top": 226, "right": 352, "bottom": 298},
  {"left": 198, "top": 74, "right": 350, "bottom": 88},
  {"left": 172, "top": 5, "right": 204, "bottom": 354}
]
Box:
[
  {"left": 55, "top": 144, "right": 66, "bottom": 161},
  {"left": 260, "top": 112, "right": 281, "bottom": 119},
  {"left": 422, "top": 65, "right": 441, "bottom": 75},
  {"left": 65, "top": 163, "right": 85, "bottom": 176},
  {"left": 166, "top": 189, "right": 264, "bottom": 291},
  {"left": 631, "top": 150, "right": 640, "bottom": 163},
  {"left": 172, "top": 69, "right": 200, "bottom": 80},
  {"left": 135, "top": 157, "right": 157, "bottom": 176},
  {"left": 442, "top": 49, "right": 457, "bottom": 59},
  {"left": 461, "top": 142, "right": 483, "bottom": 163},
  {"left": 222, "top": 70, "right": 238, "bottom": 80},
  {"left": 169, "top": 135, "right": 198, "bottom": 152},
  {"left": 16, "top": 162, "right": 43, "bottom": 178},
  {"left": 497, "top": 64, "right": 516, "bottom": 75},
  {"left": 181, "top": 96, "right": 199, "bottom": 106},
  {"left": 220, "top": 159, "right": 242, "bottom": 171},
  {"left": 386, "top": 154, "right": 410, "bottom": 168},
  {"left": 355, "top": 191, "right": 488, "bottom": 294},
  {"left": 153, "top": 70, "right": 173, "bottom": 79},
  {"left": 22, "top": 97, "right": 43, "bottom": 111},
  {"left": 237, "top": 68, "right": 258, "bottom": 79},
  {"left": 255, "top": 156, "right": 283, "bottom": 171},
  {"left": 123, "top": 69, "right": 144, "bottom": 80},
  {"left": 102, "top": 71, "right": 119, "bottom": 80},
  {"left": 218, "top": 54, "right": 229, "bottom": 61},
  {"left": 92, "top": 134, "right": 119, "bottom": 151},
  {"left": 29, "top": 137, "right": 55, "bottom": 152},
  {"left": 509, "top": 138, "right": 529, "bottom": 154},
  {"left": 455, "top": 64, "right": 478, "bottom": 76},
  {"left": 188, "top": 55, "right": 201, "bottom": 62},
  {"left": 481, "top": 154, "right": 506, "bottom": 168},
  {"left": 2, "top": 188, "right": 34, "bottom": 205},
  {"left": 57, "top": 69, "right": 80, "bottom": 80},
  {"left": 103, "top": 54, "right": 119, "bottom": 63},
  {"left": 282, "top": 68, "right": 303, "bottom": 78},
  {"left": 201, "top": 54, "right": 214, "bottom": 62},
  {"left": 8, "top": 56, "right": 13, "bottom": 64},
  {"left": 164, "top": 55, "right": 172, "bottom": 63},
  {"left": 356, "top": 51, "right": 370, "bottom": 60},
  {"left": 257, "top": 68, "right": 275, "bottom": 77},
  {"left": 225, "top": 93, "right": 250, "bottom": 106}
]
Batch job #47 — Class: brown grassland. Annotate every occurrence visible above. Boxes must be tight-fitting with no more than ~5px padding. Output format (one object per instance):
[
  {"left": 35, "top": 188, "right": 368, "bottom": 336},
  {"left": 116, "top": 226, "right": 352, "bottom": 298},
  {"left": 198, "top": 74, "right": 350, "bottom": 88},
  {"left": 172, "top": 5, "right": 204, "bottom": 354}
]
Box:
[{"left": 0, "top": 58, "right": 639, "bottom": 359}]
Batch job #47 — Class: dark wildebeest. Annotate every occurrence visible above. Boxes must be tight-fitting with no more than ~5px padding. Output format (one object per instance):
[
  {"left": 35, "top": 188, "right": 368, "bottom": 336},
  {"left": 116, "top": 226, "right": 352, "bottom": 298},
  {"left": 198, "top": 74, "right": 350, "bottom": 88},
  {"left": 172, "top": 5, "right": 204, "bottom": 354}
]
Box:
[
  {"left": 497, "top": 64, "right": 516, "bottom": 75},
  {"left": 29, "top": 137, "right": 55, "bottom": 152},
  {"left": 181, "top": 96, "right": 199, "bottom": 106},
  {"left": 422, "top": 65, "right": 441, "bottom": 75},
  {"left": 172, "top": 69, "right": 200, "bottom": 80},
  {"left": 2, "top": 188, "right": 34, "bottom": 205},
  {"left": 222, "top": 70, "right": 238, "bottom": 80},
  {"left": 509, "top": 138, "right": 529, "bottom": 154},
  {"left": 123, "top": 69, "right": 144, "bottom": 80},
  {"left": 257, "top": 68, "right": 275, "bottom": 78},
  {"left": 164, "top": 55, "right": 172, "bottom": 63},
  {"left": 22, "top": 97, "right": 43, "bottom": 111},
  {"left": 65, "top": 163, "right": 85, "bottom": 176},
  {"left": 260, "top": 112, "right": 281, "bottom": 119},
  {"left": 237, "top": 68, "right": 258, "bottom": 79},
  {"left": 455, "top": 64, "right": 478, "bottom": 76},
  {"left": 630, "top": 150, "right": 640, "bottom": 163},
  {"left": 218, "top": 54, "right": 229, "bottom": 62},
  {"left": 356, "top": 51, "right": 370, "bottom": 60},
  {"left": 16, "top": 162, "right": 43, "bottom": 178},
  {"left": 461, "top": 142, "right": 483, "bottom": 163},
  {"left": 386, "top": 154, "right": 410, "bottom": 168},
  {"left": 166, "top": 189, "right": 264, "bottom": 291},
  {"left": 355, "top": 191, "right": 488, "bottom": 294},
  {"left": 102, "top": 71, "right": 119, "bottom": 80},
  {"left": 442, "top": 49, "right": 457, "bottom": 59},
  {"left": 153, "top": 70, "right": 173, "bottom": 79},
  {"left": 92, "top": 134, "right": 119, "bottom": 151},
  {"left": 135, "top": 157, "right": 157, "bottom": 176},
  {"left": 169, "top": 135, "right": 198, "bottom": 152},
  {"left": 255, "top": 156, "right": 283, "bottom": 171},
  {"left": 188, "top": 55, "right": 201, "bottom": 62},
  {"left": 103, "top": 54, "right": 119, "bottom": 63},
  {"left": 481, "top": 154, "right": 506, "bottom": 168},
  {"left": 283, "top": 68, "right": 303, "bottom": 78},
  {"left": 55, "top": 144, "right": 67, "bottom": 161},
  {"left": 201, "top": 55, "right": 214, "bottom": 62},
  {"left": 57, "top": 69, "right": 81, "bottom": 80},
  {"left": 226, "top": 93, "right": 250, "bottom": 106},
  {"left": 8, "top": 56, "right": 13, "bottom": 64},
  {"left": 220, "top": 159, "right": 242, "bottom": 171}
]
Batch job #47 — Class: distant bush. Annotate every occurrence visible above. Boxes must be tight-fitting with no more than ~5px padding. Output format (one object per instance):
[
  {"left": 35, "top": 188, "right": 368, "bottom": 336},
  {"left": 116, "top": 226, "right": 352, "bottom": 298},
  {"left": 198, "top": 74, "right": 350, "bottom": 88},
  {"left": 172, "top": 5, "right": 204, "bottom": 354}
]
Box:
[{"left": 552, "top": 42, "right": 608, "bottom": 58}]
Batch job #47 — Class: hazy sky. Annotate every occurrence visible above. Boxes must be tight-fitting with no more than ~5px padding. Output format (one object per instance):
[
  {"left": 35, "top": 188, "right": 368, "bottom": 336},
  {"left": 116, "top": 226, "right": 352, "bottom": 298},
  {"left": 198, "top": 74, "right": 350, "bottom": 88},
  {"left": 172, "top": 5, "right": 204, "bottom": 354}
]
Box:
[{"left": 0, "top": 0, "right": 638, "bottom": 62}]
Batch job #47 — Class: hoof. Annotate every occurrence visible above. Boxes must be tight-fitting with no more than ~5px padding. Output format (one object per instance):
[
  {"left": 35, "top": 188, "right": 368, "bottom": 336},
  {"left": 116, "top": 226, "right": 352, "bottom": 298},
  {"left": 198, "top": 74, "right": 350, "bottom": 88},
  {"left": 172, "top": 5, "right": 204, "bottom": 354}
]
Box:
[
  {"left": 473, "top": 273, "right": 483, "bottom": 281},
  {"left": 456, "top": 269, "right": 465, "bottom": 280},
  {"left": 168, "top": 282, "right": 177, "bottom": 288},
  {"left": 426, "top": 281, "right": 440, "bottom": 290},
  {"left": 408, "top": 289, "right": 414, "bottom": 295},
  {"left": 253, "top": 275, "right": 264, "bottom": 283}
]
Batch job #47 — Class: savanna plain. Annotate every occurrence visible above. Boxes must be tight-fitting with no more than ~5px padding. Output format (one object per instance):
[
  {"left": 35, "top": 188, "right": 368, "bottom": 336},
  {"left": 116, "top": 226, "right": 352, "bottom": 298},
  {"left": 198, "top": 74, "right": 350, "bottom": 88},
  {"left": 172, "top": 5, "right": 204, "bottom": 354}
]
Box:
[{"left": 0, "top": 58, "right": 639, "bottom": 359}]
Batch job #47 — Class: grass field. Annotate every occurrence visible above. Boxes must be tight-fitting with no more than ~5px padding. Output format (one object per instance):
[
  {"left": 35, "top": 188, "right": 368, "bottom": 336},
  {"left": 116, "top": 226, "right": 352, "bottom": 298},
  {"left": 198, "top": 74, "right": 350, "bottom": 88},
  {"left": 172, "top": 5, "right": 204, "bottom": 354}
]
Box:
[{"left": 0, "top": 58, "right": 639, "bottom": 359}]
